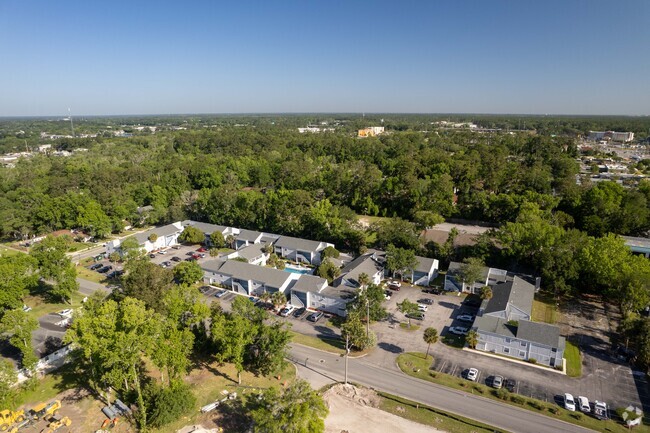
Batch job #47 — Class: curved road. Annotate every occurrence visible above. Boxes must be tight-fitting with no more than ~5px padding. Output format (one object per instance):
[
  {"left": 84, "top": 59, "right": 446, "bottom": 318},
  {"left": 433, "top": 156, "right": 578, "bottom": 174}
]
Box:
[{"left": 288, "top": 344, "right": 596, "bottom": 433}]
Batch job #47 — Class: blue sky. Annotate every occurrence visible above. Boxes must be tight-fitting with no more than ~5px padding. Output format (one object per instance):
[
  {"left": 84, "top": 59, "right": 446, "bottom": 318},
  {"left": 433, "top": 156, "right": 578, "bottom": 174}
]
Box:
[{"left": 1, "top": 0, "right": 648, "bottom": 116}]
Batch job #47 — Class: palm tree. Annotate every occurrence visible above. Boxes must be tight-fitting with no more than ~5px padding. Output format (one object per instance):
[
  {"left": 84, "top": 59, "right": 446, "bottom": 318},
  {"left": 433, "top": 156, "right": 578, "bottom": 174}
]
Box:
[
  {"left": 466, "top": 330, "right": 479, "bottom": 349},
  {"left": 259, "top": 291, "right": 272, "bottom": 306},
  {"left": 225, "top": 235, "right": 235, "bottom": 249},
  {"left": 358, "top": 272, "right": 370, "bottom": 289},
  {"left": 480, "top": 286, "right": 493, "bottom": 301},
  {"left": 423, "top": 327, "right": 438, "bottom": 359},
  {"left": 270, "top": 291, "right": 287, "bottom": 311}
]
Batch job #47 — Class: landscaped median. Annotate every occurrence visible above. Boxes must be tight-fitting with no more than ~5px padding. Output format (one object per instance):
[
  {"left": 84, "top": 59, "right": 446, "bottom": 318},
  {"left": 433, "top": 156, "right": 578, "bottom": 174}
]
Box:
[
  {"left": 289, "top": 331, "right": 373, "bottom": 357},
  {"left": 397, "top": 352, "right": 647, "bottom": 433}
]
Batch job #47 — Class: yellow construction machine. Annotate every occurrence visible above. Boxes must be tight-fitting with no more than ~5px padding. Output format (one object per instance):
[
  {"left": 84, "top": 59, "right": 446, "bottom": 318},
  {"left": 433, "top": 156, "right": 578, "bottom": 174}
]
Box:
[
  {"left": 29, "top": 401, "right": 61, "bottom": 421},
  {"left": 40, "top": 415, "right": 71, "bottom": 433},
  {"left": 0, "top": 410, "right": 26, "bottom": 431}
]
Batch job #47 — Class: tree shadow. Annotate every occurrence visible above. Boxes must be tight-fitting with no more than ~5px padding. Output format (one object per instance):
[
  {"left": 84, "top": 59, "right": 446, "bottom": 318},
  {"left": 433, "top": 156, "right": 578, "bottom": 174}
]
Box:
[
  {"left": 43, "top": 336, "right": 63, "bottom": 356},
  {"left": 214, "top": 398, "right": 252, "bottom": 433},
  {"left": 377, "top": 342, "right": 404, "bottom": 354},
  {"left": 437, "top": 301, "right": 460, "bottom": 310}
]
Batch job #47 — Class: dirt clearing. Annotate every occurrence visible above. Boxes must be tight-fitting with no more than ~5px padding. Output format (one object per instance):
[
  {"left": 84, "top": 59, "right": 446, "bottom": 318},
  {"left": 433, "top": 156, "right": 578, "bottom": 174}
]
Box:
[{"left": 322, "top": 384, "right": 446, "bottom": 433}]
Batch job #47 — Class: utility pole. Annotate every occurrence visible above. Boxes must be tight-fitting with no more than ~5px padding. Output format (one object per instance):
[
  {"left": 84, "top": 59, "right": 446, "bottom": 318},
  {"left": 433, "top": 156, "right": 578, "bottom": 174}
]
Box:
[
  {"left": 344, "top": 334, "right": 350, "bottom": 385},
  {"left": 68, "top": 108, "right": 75, "bottom": 137},
  {"left": 366, "top": 299, "right": 370, "bottom": 338}
]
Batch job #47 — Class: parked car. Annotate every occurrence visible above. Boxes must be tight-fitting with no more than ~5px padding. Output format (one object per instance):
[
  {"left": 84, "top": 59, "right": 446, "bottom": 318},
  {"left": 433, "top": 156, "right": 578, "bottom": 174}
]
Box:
[
  {"left": 98, "top": 266, "right": 112, "bottom": 273},
  {"left": 456, "top": 314, "right": 475, "bottom": 322},
  {"left": 593, "top": 401, "right": 608, "bottom": 420},
  {"left": 307, "top": 311, "right": 324, "bottom": 322},
  {"left": 197, "top": 247, "right": 207, "bottom": 253},
  {"left": 172, "top": 245, "right": 181, "bottom": 250},
  {"left": 185, "top": 257, "right": 196, "bottom": 262},
  {"left": 417, "top": 304, "right": 428, "bottom": 312},
  {"left": 149, "top": 254, "right": 156, "bottom": 259},
  {"left": 466, "top": 368, "right": 479, "bottom": 381},
  {"left": 106, "top": 271, "right": 119, "bottom": 279},
  {"left": 387, "top": 280, "right": 401, "bottom": 290},
  {"left": 171, "top": 256, "right": 182, "bottom": 262},
  {"left": 293, "top": 307, "right": 306, "bottom": 318},
  {"left": 384, "top": 291, "right": 391, "bottom": 300},
  {"left": 504, "top": 378, "right": 517, "bottom": 392},
  {"left": 186, "top": 251, "right": 195, "bottom": 256},
  {"left": 423, "top": 288, "right": 443, "bottom": 295},
  {"left": 90, "top": 263, "right": 103, "bottom": 270},
  {"left": 491, "top": 375, "right": 503, "bottom": 389},
  {"left": 279, "top": 306, "right": 295, "bottom": 317},
  {"left": 160, "top": 261, "right": 172, "bottom": 268},
  {"left": 563, "top": 393, "right": 576, "bottom": 411},
  {"left": 577, "top": 396, "right": 591, "bottom": 413},
  {"left": 199, "top": 286, "right": 211, "bottom": 294},
  {"left": 418, "top": 298, "right": 434, "bottom": 305},
  {"left": 248, "top": 296, "right": 257, "bottom": 303},
  {"left": 158, "top": 250, "right": 167, "bottom": 255},
  {"left": 388, "top": 284, "right": 401, "bottom": 291},
  {"left": 406, "top": 312, "right": 425, "bottom": 320},
  {"left": 198, "top": 253, "right": 206, "bottom": 258},
  {"left": 22, "top": 305, "right": 32, "bottom": 313},
  {"left": 57, "top": 309, "right": 73, "bottom": 318},
  {"left": 449, "top": 326, "right": 469, "bottom": 335},
  {"left": 214, "top": 290, "right": 227, "bottom": 298}
]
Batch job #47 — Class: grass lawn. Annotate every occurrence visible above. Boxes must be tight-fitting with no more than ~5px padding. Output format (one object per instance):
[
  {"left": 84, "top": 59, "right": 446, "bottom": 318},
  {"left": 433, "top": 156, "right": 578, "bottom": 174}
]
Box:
[
  {"left": 289, "top": 331, "right": 372, "bottom": 357},
  {"left": 396, "top": 352, "right": 646, "bottom": 433},
  {"left": 532, "top": 297, "right": 558, "bottom": 324},
  {"left": 76, "top": 264, "right": 108, "bottom": 284},
  {"left": 379, "top": 392, "right": 507, "bottom": 433},
  {"left": 399, "top": 323, "right": 420, "bottom": 331},
  {"left": 564, "top": 340, "right": 582, "bottom": 377},
  {"left": 0, "top": 245, "right": 22, "bottom": 257},
  {"left": 441, "top": 334, "right": 466, "bottom": 349}
]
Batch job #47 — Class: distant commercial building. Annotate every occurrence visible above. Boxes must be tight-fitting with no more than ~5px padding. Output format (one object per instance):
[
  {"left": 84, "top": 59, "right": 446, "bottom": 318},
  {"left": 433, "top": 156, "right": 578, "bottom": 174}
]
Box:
[
  {"left": 588, "top": 131, "right": 634, "bottom": 143},
  {"left": 358, "top": 126, "right": 385, "bottom": 137}
]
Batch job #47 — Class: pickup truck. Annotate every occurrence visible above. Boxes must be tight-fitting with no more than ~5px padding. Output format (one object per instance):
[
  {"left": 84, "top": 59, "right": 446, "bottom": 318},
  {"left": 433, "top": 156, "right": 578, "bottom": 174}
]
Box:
[{"left": 594, "top": 401, "right": 608, "bottom": 420}]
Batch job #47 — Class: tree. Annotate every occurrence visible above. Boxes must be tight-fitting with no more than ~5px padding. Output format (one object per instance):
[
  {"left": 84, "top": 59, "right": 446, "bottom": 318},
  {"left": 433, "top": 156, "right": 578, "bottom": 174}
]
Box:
[
  {"left": 148, "top": 233, "right": 158, "bottom": 242},
  {"left": 397, "top": 299, "right": 420, "bottom": 328},
  {"left": 179, "top": 226, "right": 204, "bottom": 244},
  {"left": 341, "top": 313, "right": 375, "bottom": 350},
  {"left": 246, "top": 321, "right": 292, "bottom": 376},
  {"left": 108, "top": 252, "right": 121, "bottom": 263},
  {"left": 225, "top": 234, "right": 235, "bottom": 249},
  {"left": 146, "top": 381, "right": 196, "bottom": 429},
  {"left": 231, "top": 295, "right": 268, "bottom": 323},
  {"left": 122, "top": 261, "right": 175, "bottom": 312},
  {"left": 316, "top": 259, "right": 340, "bottom": 283},
  {"left": 210, "top": 231, "right": 226, "bottom": 248},
  {"left": 466, "top": 330, "right": 479, "bottom": 349},
  {"left": 413, "top": 210, "right": 444, "bottom": 230},
  {"left": 76, "top": 200, "right": 112, "bottom": 238},
  {"left": 172, "top": 260, "right": 204, "bottom": 285},
  {"left": 211, "top": 312, "right": 255, "bottom": 384},
  {"left": 346, "top": 284, "right": 387, "bottom": 322},
  {"left": 373, "top": 218, "right": 421, "bottom": 250},
  {"left": 119, "top": 236, "right": 144, "bottom": 262},
  {"left": 271, "top": 291, "right": 287, "bottom": 311},
  {"left": 358, "top": 272, "right": 370, "bottom": 288},
  {"left": 458, "top": 257, "right": 485, "bottom": 291},
  {"left": 0, "top": 310, "right": 38, "bottom": 369},
  {"left": 423, "top": 327, "right": 438, "bottom": 359},
  {"left": 250, "top": 379, "right": 328, "bottom": 433},
  {"left": 0, "top": 254, "right": 37, "bottom": 313},
  {"left": 480, "top": 286, "right": 493, "bottom": 301},
  {"left": 0, "top": 359, "right": 17, "bottom": 409},
  {"left": 321, "top": 246, "right": 340, "bottom": 259},
  {"left": 385, "top": 244, "right": 418, "bottom": 278},
  {"left": 30, "top": 235, "right": 78, "bottom": 302}
]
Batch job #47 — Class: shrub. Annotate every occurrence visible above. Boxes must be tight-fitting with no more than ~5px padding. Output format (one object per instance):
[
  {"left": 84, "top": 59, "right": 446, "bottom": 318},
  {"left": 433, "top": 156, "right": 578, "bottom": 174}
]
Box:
[
  {"left": 429, "top": 372, "right": 437, "bottom": 378},
  {"left": 527, "top": 358, "right": 537, "bottom": 364},
  {"left": 571, "top": 412, "right": 582, "bottom": 420},
  {"left": 510, "top": 395, "right": 525, "bottom": 405},
  {"left": 494, "top": 388, "right": 509, "bottom": 400},
  {"left": 146, "top": 382, "right": 196, "bottom": 428},
  {"left": 527, "top": 400, "right": 544, "bottom": 410},
  {"left": 472, "top": 385, "right": 484, "bottom": 394},
  {"left": 148, "top": 233, "right": 158, "bottom": 242}
]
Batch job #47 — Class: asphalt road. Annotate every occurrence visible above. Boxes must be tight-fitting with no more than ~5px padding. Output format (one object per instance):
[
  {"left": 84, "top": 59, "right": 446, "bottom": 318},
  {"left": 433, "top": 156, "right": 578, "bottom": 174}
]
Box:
[{"left": 288, "top": 344, "right": 596, "bottom": 433}]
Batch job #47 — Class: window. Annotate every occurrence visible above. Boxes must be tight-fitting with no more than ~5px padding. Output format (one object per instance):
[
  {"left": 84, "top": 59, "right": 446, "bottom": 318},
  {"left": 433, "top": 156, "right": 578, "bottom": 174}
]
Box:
[
  {"left": 503, "top": 347, "right": 510, "bottom": 354},
  {"left": 519, "top": 350, "right": 526, "bottom": 357},
  {"left": 505, "top": 338, "right": 511, "bottom": 343},
  {"left": 520, "top": 341, "right": 526, "bottom": 347}
]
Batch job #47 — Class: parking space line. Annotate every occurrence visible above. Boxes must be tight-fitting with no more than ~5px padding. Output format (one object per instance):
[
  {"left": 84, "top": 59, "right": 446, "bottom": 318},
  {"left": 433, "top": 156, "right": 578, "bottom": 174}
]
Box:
[{"left": 450, "top": 364, "right": 457, "bottom": 376}]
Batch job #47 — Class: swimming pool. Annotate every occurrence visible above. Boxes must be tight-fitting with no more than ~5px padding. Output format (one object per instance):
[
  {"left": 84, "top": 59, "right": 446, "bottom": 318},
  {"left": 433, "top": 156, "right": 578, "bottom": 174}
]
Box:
[{"left": 284, "top": 266, "right": 313, "bottom": 275}]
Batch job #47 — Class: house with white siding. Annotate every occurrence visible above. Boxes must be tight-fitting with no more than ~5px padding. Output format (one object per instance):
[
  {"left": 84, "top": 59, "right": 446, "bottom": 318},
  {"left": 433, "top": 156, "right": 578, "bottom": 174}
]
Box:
[
  {"left": 274, "top": 236, "right": 333, "bottom": 266},
  {"left": 201, "top": 259, "right": 297, "bottom": 296},
  {"left": 225, "top": 243, "right": 269, "bottom": 266},
  {"left": 444, "top": 261, "right": 508, "bottom": 293},
  {"left": 410, "top": 256, "right": 439, "bottom": 286},
  {"left": 289, "top": 275, "right": 354, "bottom": 316},
  {"left": 106, "top": 222, "right": 183, "bottom": 254},
  {"left": 235, "top": 229, "right": 264, "bottom": 250},
  {"left": 180, "top": 220, "right": 236, "bottom": 246},
  {"left": 472, "top": 277, "right": 565, "bottom": 368},
  {"left": 333, "top": 251, "right": 384, "bottom": 288}
]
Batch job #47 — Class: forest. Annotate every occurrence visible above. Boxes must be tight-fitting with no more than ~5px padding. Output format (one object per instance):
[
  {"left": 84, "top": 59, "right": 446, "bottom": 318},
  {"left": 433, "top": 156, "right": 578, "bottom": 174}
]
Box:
[{"left": 2, "top": 114, "right": 650, "bottom": 366}]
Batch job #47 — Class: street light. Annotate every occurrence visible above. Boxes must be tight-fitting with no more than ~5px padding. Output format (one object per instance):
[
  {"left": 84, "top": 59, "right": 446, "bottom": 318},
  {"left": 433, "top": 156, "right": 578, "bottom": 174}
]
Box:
[
  {"left": 344, "top": 334, "right": 350, "bottom": 385},
  {"left": 366, "top": 298, "right": 370, "bottom": 338}
]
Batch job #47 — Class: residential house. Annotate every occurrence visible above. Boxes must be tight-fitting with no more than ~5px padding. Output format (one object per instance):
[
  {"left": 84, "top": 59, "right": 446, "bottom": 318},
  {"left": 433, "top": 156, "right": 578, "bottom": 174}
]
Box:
[
  {"left": 201, "top": 259, "right": 297, "bottom": 296},
  {"left": 410, "top": 256, "right": 439, "bottom": 286},
  {"left": 180, "top": 220, "right": 235, "bottom": 246},
  {"left": 333, "top": 251, "right": 384, "bottom": 288},
  {"left": 274, "top": 236, "right": 333, "bottom": 266},
  {"left": 235, "top": 229, "right": 264, "bottom": 250},
  {"left": 444, "top": 261, "right": 508, "bottom": 294},
  {"left": 289, "top": 274, "right": 354, "bottom": 316},
  {"left": 472, "top": 277, "right": 565, "bottom": 367},
  {"left": 225, "top": 243, "right": 269, "bottom": 266},
  {"left": 106, "top": 222, "right": 183, "bottom": 254}
]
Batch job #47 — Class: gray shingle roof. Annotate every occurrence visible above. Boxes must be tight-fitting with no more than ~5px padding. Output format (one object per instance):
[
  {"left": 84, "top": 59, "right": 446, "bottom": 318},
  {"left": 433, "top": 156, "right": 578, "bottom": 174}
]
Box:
[
  {"left": 274, "top": 235, "right": 325, "bottom": 252},
  {"left": 517, "top": 320, "right": 565, "bottom": 349},
  {"left": 415, "top": 256, "right": 437, "bottom": 273},
  {"left": 482, "top": 277, "right": 534, "bottom": 317},
  {"left": 201, "top": 259, "right": 227, "bottom": 273},
  {"left": 237, "top": 229, "right": 263, "bottom": 242},
  {"left": 181, "top": 220, "right": 229, "bottom": 235},
  {"left": 234, "top": 244, "right": 267, "bottom": 261},
  {"left": 290, "top": 274, "right": 328, "bottom": 293},
  {"left": 473, "top": 315, "right": 517, "bottom": 339},
  {"left": 205, "top": 259, "right": 292, "bottom": 289},
  {"left": 447, "top": 261, "right": 490, "bottom": 282},
  {"left": 133, "top": 224, "right": 182, "bottom": 244},
  {"left": 339, "top": 252, "right": 383, "bottom": 286}
]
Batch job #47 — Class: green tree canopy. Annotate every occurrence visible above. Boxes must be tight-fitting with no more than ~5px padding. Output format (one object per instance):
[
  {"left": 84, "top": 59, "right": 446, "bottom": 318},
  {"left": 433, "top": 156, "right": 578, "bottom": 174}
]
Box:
[
  {"left": 172, "top": 260, "right": 204, "bottom": 285},
  {"left": 385, "top": 244, "right": 418, "bottom": 278},
  {"left": 179, "top": 226, "right": 205, "bottom": 244}
]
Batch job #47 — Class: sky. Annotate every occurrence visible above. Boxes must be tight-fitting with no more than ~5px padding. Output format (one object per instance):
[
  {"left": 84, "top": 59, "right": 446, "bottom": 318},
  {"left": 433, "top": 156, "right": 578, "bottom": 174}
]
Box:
[{"left": 0, "top": 0, "right": 649, "bottom": 116}]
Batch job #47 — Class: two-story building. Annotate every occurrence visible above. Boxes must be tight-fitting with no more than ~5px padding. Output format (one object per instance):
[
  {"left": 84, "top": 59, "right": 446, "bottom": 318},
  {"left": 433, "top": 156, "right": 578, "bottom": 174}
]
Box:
[
  {"left": 201, "top": 259, "right": 297, "bottom": 296},
  {"left": 106, "top": 222, "right": 184, "bottom": 254},
  {"left": 274, "top": 236, "right": 333, "bottom": 266}
]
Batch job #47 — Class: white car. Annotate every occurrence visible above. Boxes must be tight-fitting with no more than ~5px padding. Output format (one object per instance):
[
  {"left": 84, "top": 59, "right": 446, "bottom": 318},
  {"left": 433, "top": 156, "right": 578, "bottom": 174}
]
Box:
[
  {"left": 418, "top": 304, "right": 428, "bottom": 312},
  {"left": 449, "top": 326, "right": 469, "bottom": 335},
  {"left": 158, "top": 250, "right": 167, "bottom": 255},
  {"left": 466, "top": 368, "right": 479, "bottom": 381},
  {"left": 577, "top": 396, "right": 590, "bottom": 413},
  {"left": 279, "top": 306, "right": 295, "bottom": 317},
  {"left": 22, "top": 305, "right": 32, "bottom": 313},
  {"left": 564, "top": 393, "right": 576, "bottom": 411},
  {"left": 384, "top": 291, "right": 391, "bottom": 300},
  {"left": 456, "top": 314, "right": 475, "bottom": 322},
  {"left": 57, "top": 309, "right": 73, "bottom": 318}
]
